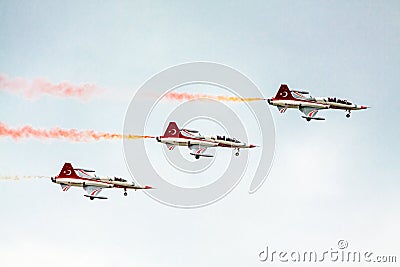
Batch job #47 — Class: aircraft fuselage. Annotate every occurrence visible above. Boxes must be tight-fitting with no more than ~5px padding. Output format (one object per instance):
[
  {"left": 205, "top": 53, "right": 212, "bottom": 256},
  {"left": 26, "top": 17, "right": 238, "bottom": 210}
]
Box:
[
  {"left": 157, "top": 136, "right": 254, "bottom": 149},
  {"left": 267, "top": 84, "right": 368, "bottom": 120},
  {"left": 52, "top": 176, "right": 135, "bottom": 189},
  {"left": 268, "top": 98, "right": 329, "bottom": 109}
]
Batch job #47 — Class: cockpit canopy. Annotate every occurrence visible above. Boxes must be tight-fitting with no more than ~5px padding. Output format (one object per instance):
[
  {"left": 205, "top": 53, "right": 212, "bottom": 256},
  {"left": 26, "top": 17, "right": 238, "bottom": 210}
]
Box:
[
  {"left": 113, "top": 177, "right": 127, "bottom": 182},
  {"left": 214, "top": 135, "right": 241, "bottom": 143},
  {"left": 327, "top": 97, "right": 352, "bottom": 105}
]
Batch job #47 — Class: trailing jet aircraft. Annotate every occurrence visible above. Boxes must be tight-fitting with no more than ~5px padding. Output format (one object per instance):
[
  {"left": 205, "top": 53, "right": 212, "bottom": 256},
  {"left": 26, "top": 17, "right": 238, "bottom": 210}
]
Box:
[
  {"left": 267, "top": 84, "right": 369, "bottom": 121},
  {"left": 51, "top": 163, "right": 152, "bottom": 200},
  {"left": 156, "top": 122, "right": 258, "bottom": 159}
]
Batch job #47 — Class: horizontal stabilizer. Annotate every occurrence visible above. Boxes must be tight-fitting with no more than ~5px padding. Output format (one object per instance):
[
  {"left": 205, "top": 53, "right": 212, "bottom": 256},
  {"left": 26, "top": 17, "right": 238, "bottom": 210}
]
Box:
[
  {"left": 190, "top": 153, "right": 214, "bottom": 158},
  {"left": 301, "top": 116, "right": 325, "bottom": 121},
  {"left": 74, "top": 168, "right": 95, "bottom": 172},
  {"left": 181, "top": 128, "right": 199, "bottom": 133},
  {"left": 291, "top": 90, "right": 309, "bottom": 94},
  {"left": 84, "top": 195, "right": 108, "bottom": 200}
]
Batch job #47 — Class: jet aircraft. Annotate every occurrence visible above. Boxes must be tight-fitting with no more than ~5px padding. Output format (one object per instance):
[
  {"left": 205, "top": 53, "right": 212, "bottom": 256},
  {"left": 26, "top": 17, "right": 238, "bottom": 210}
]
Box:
[
  {"left": 51, "top": 163, "right": 152, "bottom": 200},
  {"left": 267, "top": 84, "right": 368, "bottom": 121},
  {"left": 156, "top": 122, "right": 258, "bottom": 159}
]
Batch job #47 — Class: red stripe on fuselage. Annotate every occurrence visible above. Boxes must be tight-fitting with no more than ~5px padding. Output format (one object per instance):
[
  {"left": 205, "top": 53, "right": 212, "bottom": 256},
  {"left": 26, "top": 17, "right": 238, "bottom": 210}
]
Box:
[
  {"left": 55, "top": 176, "right": 115, "bottom": 186},
  {"left": 160, "top": 135, "right": 244, "bottom": 148}
]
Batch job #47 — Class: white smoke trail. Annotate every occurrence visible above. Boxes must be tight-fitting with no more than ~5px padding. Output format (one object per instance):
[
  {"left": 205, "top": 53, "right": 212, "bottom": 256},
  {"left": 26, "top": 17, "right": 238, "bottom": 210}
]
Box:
[{"left": 0, "top": 175, "right": 48, "bottom": 181}]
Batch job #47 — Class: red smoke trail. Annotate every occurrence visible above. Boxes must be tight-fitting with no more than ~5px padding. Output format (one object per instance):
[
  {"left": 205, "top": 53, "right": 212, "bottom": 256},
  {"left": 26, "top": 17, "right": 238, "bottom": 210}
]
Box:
[
  {"left": 165, "top": 92, "right": 265, "bottom": 102},
  {"left": 0, "top": 122, "right": 153, "bottom": 142},
  {"left": 0, "top": 74, "right": 103, "bottom": 100},
  {"left": 0, "top": 74, "right": 266, "bottom": 102}
]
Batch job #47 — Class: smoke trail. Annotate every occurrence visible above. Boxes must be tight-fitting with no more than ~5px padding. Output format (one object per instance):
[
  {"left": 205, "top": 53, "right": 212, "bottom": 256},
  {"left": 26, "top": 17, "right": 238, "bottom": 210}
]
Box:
[
  {"left": 0, "top": 74, "right": 267, "bottom": 102},
  {"left": 0, "top": 122, "right": 154, "bottom": 142},
  {"left": 165, "top": 92, "right": 265, "bottom": 102},
  {"left": 0, "top": 175, "right": 48, "bottom": 181},
  {"left": 0, "top": 74, "right": 103, "bottom": 101}
]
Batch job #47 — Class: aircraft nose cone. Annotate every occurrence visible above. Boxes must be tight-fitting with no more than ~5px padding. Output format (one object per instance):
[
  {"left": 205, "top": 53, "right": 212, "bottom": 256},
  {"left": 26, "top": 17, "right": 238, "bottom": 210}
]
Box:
[
  {"left": 267, "top": 99, "right": 272, "bottom": 104},
  {"left": 360, "top": 105, "right": 369, "bottom": 109},
  {"left": 249, "top": 144, "right": 258, "bottom": 148}
]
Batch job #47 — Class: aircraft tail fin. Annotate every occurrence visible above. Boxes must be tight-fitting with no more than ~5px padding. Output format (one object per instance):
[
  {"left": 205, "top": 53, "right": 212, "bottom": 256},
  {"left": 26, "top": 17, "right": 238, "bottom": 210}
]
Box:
[
  {"left": 274, "top": 84, "right": 296, "bottom": 100},
  {"left": 57, "top": 163, "right": 80, "bottom": 178},
  {"left": 163, "top": 122, "right": 181, "bottom": 137}
]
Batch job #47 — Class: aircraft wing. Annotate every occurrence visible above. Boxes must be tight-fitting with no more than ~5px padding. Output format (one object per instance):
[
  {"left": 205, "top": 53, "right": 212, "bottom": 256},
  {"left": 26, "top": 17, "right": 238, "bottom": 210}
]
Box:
[
  {"left": 166, "top": 144, "right": 175, "bottom": 151},
  {"left": 277, "top": 106, "right": 287, "bottom": 113},
  {"left": 190, "top": 144, "right": 208, "bottom": 155},
  {"left": 300, "top": 107, "right": 325, "bottom": 121},
  {"left": 83, "top": 185, "right": 103, "bottom": 197},
  {"left": 60, "top": 184, "right": 71, "bottom": 192},
  {"left": 189, "top": 144, "right": 213, "bottom": 158},
  {"left": 300, "top": 107, "right": 319, "bottom": 118}
]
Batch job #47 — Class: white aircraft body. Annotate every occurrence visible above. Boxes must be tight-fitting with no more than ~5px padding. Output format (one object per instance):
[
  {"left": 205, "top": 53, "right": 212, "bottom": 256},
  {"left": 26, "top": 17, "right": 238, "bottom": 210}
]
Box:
[
  {"left": 267, "top": 84, "right": 368, "bottom": 121},
  {"left": 51, "top": 163, "right": 152, "bottom": 200},
  {"left": 156, "top": 122, "right": 257, "bottom": 159}
]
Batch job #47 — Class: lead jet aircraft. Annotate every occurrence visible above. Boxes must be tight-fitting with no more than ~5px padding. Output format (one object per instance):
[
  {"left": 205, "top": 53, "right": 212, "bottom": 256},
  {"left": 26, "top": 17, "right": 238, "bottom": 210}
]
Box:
[
  {"left": 156, "top": 122, "right": 258, "bottom": 159},
  {"left": 51, "top": 163, "right": 152, "bottom": 200},
  {"left": 267, "top": 84, "right": 369, "bottom": 121}
]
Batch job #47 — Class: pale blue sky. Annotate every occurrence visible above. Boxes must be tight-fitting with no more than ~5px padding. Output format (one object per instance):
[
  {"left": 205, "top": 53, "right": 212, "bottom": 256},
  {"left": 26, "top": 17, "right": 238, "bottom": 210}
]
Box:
[{"left": 0, "top": 1, "right": 399, "bottom": 266}]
